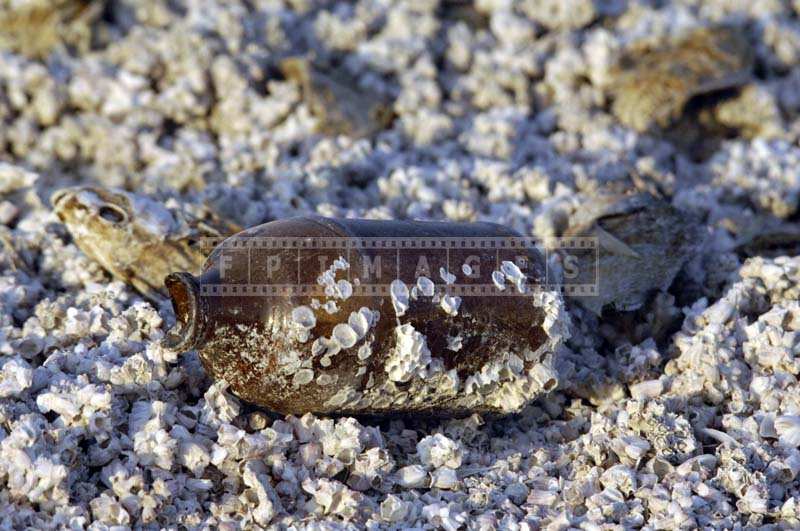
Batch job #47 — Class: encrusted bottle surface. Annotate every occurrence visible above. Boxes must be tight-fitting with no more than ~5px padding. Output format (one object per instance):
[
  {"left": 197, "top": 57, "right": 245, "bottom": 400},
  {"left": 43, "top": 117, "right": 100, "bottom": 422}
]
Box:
[{"left": 164, "top": 216, "right": 568, "bottom": 417}]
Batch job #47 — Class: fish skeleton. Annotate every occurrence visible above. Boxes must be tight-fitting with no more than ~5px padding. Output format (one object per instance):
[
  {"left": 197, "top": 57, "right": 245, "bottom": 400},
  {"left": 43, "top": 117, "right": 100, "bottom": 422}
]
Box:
[
  {"left": 281, "top": 57, "right": 396, "bottom": 138},
  {"left": 610, "top": 25, "right": 753, "bottom": 133},
  {"left": 51, "top": 186, "right": 240, "bottom": 301},
  {"left": 564, "top": 192, "right": 704, "bottom": 315}
]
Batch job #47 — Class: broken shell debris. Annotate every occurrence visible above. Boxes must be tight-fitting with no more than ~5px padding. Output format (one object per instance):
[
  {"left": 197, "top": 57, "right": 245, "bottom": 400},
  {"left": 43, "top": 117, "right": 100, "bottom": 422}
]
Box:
[{"left": 2, "top": 0, "right": 800, "bottom": 527}]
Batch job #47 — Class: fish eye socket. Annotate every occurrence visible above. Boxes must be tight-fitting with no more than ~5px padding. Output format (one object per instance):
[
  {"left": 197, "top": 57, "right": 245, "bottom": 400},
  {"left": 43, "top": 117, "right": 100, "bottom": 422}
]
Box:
[{"left": 98, "top": 205, "right": 128, "bottom": 224}]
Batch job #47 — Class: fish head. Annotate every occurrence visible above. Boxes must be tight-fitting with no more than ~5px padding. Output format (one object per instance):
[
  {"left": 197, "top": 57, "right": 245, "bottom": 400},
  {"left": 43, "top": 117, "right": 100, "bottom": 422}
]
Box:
[
  {"left": 52, "top": 185, "right": 176, "bottom": 242},
  {"left": 51, "top": 186, "right": 178, "bottom": 290}
]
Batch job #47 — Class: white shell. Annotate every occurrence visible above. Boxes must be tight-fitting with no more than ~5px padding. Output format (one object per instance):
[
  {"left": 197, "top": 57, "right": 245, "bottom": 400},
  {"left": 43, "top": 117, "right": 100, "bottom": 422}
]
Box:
[
  {"left": 417, "top": 434, "right": 463, "bottom": 469},
  {"left": 775, "top": 415, "right": 800, "bottom": 447},
  {"left": 390, "top": 279, "right": 410, "bottom": 317},
  {"left": 439, "top": 267, "right": 456, "bottom": 284},
  {"left": 332, "top": 323, "right": 358, "bottom": 349},
  {"left": 396, "top": 465, "right": 429, "bottom": 488},
  {"left": 416, "top": 276, "right": 435, "bottom": 297},
  {"left": 291, "top": 305, "right": 317, "bottom": 329}
]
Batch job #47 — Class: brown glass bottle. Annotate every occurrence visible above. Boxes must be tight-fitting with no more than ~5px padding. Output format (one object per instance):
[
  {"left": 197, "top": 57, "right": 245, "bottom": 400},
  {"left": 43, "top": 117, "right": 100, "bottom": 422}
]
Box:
[{"left": 164, "top": 216, "right": 566, "bottom": 417}]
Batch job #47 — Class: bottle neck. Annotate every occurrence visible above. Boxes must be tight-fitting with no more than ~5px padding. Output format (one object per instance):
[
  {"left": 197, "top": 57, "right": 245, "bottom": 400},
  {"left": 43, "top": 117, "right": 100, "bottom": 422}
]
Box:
[{"left": 163, "top": 272, "right": 204, "bottom": 351}]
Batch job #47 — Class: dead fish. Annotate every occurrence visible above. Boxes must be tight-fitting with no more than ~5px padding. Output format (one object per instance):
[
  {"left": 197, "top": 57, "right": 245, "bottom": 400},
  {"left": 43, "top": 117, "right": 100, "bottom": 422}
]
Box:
[
  {"left": 0, "top": 0, "right": 103, "bottom": 58},
  {"left": 609, "top": 25, "right": 754, "bottom": 133},
  {"left": 51, "top": 186, "right": 240, "bottom": 301},
  {"left": 280, "top": 57, "right": 395, "bottom": 138},
  {"left": 163, "top": 216, "right": 566, "bottom": 417},
  {"left": 563, "top": 192, "right": 704, "bottom": 315}
]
